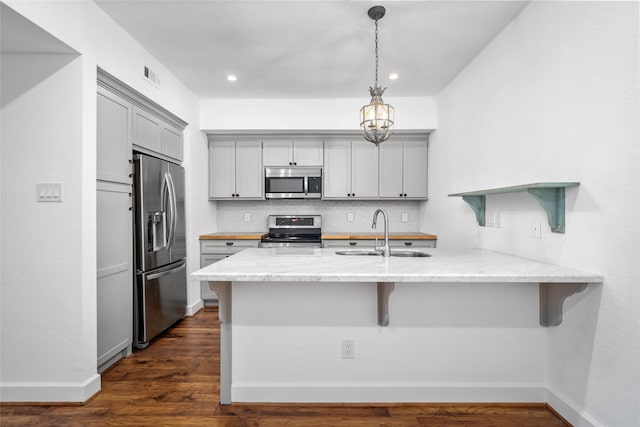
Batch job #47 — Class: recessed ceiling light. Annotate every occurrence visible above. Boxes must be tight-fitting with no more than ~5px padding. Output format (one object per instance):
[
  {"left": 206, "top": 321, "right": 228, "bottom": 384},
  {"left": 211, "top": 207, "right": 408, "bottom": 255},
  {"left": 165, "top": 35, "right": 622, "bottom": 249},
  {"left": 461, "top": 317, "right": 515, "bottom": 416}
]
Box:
[
  {"left": 388, "top": 73, "right": 399, "bottom": 80},
  {"left": 227, "top": 74, "right": 237, "bottom": 82}
]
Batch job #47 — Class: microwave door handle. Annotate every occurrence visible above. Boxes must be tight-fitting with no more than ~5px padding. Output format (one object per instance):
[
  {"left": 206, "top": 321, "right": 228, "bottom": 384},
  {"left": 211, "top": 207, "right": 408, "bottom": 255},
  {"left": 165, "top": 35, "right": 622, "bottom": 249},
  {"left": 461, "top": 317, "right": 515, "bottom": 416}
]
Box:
[{"left": 303, "top": 176, "right": 308, "bottom": 195}]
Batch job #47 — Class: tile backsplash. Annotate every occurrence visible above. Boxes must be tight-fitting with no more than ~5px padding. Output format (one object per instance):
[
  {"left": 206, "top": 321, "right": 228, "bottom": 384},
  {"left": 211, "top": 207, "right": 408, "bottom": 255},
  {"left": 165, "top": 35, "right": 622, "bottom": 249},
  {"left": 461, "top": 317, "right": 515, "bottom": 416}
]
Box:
[{"left": 216, "top": 200, "right": 422, "bottom": 232}]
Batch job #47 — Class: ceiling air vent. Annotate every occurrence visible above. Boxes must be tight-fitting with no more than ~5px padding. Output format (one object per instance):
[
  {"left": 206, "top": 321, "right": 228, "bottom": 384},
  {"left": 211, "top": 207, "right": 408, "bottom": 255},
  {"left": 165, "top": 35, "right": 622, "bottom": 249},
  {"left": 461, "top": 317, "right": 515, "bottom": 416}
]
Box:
[{"left": 143, "top": 66, "right": 160, "bottom": 88}]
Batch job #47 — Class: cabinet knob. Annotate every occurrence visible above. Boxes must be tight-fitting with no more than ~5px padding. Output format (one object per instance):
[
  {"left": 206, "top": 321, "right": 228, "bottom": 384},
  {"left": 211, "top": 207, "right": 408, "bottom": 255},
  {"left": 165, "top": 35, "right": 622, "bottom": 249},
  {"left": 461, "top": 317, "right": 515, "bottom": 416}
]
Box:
[
  {"left": 399, "top": 193, "right": 403, "bottom": 197},
  {"left": 404, "top": 193, "right": 407, "bottom": 197},
  {"left": 289, "top": 162, "right": 293, "bottom": 165},
  {"left": 293, "top": 162, "right": 297, "bottom": 165}
]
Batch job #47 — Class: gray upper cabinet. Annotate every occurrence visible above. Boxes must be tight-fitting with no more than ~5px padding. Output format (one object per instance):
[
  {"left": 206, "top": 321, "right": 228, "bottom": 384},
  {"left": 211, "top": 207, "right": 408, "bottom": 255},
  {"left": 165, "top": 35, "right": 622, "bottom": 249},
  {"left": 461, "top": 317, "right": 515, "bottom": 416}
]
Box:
[
  {"left": 379, "top": 139, "right": 428, "bottom": 199},
  {"left": 209, "top": 140, "right": 263, "bottom": 199},
  {"left": 323, "top": 139, "right": 378, "bottom": 199},
  {"left": 97, "top": 87, "right": 133, "bottom": 183},
  {"left": 133, "top": 106, "right": 184, "bottom": 161},
  {"left": 161, "top": 123, "right": 183, "bottom": 161},
  {"left": 263, "top": 140, "right": 323, "bottom": 166},
  {"left": 133, "top": 106, "right": 162, "bottom": 153}
]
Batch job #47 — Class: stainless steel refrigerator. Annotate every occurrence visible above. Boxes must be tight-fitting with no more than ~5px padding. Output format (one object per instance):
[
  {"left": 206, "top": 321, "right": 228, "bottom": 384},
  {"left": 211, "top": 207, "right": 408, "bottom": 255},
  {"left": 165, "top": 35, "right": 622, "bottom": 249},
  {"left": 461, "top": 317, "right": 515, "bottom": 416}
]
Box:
[{"left": 133, "top": 153, "right": 187, "bottom": 349}]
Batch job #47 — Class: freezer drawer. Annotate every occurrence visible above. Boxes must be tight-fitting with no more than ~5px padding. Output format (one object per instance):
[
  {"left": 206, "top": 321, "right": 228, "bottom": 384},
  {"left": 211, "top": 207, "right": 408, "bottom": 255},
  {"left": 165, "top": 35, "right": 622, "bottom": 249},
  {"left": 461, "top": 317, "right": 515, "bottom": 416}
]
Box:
[{"left": 135, "top": 259, "right": 187, "bottom": 348}]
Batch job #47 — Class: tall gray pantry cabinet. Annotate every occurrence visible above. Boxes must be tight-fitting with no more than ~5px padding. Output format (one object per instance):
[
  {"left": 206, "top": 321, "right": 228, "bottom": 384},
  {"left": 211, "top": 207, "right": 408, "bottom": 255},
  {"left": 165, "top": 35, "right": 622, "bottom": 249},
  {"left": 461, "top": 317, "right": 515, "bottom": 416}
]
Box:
[
  {"left": 96, "top": 84, "right": 134, "bottom": 373},
  {"left": 96, "top": 70, "right": 186, "bottom": 372}
]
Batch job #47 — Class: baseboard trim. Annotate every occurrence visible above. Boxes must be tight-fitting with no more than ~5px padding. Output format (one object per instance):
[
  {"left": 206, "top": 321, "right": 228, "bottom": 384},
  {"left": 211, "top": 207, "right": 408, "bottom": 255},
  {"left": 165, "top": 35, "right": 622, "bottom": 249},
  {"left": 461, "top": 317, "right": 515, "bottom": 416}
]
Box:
[
  {"left": 186, "top": 299, "right": 204, "bottom": 316},
  {"left": 547, "top": 386, "right": 603, "bottom": 427},
  {"left": 232, "top": 382, "right": 547, "bottom": 403},
  {"left": 0, "top": 374, "right": 101, "bottom": 403}
]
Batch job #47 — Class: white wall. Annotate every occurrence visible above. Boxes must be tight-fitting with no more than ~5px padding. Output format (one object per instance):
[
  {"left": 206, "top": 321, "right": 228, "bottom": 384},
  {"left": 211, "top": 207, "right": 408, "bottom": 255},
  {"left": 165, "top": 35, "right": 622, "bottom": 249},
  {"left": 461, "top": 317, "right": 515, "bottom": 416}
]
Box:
[
  {"left": 424, "top": 2, "right": 639, "bottom": 426},
  {"left": 0, "top": 1, "right": 207, "bottom": 401},
  {"left": 200, "top": 96, "right": 436, "bottom": 131},
  {"left": 1, "top": 53, "right": 98, "bottom": 400}
]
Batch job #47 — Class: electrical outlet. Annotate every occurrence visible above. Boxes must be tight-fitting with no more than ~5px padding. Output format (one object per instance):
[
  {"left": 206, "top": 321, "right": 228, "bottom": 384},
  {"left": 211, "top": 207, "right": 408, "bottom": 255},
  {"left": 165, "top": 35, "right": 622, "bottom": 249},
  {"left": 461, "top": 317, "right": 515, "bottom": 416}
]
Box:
[
  {"left": 341, "top": 339, "right": 355, "bottom": 359},
  {"left": 401, "top": 212, "right": 409, "bottom": 222},
  {"left": 494, "top": 212, "right": 501, "bottom": 228},
  {"left": 243, "top": 212, "right": 251, "bottom": 222},
  {"left": 347, "top": 212, "right": 354, "bottom": 222},
  {"left": 531, "top": 223, "right": 542, "bottom": 239},
  {"left": 486, "top": 212, "right": 494, "bottom": 227}
]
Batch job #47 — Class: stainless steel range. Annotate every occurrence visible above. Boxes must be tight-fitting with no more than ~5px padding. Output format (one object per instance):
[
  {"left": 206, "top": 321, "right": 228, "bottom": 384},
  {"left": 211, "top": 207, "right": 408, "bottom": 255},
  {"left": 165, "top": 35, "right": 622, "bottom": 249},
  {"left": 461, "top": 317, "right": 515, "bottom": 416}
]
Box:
[{"left": 260, "top": 215, "right": 322, "bottom": 248}]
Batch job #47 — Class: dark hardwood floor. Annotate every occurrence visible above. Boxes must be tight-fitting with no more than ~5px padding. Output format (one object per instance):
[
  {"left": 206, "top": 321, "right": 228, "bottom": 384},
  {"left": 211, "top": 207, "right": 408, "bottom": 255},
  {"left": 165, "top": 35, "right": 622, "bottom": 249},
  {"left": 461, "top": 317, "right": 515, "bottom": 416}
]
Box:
[{"left": 1, "top": 308, "right": 569, "bottom": 426}]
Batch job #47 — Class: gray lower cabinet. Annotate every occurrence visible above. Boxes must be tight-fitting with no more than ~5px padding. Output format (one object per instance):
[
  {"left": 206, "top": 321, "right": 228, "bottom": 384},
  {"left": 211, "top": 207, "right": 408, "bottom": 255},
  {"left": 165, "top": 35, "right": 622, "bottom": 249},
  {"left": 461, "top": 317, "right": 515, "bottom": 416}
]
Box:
[
  {"left": 323, "top": 239, "right": 436, "bottom": 249},
  {"left": 200, "top": 239, "right": 260, "bottom": 305}
]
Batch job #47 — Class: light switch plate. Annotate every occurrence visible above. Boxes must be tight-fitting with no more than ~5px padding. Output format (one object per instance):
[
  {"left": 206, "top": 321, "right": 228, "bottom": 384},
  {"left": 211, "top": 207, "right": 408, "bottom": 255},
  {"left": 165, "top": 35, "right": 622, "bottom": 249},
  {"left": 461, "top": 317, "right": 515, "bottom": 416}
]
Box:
[{"left": 36, "top": 183, "right": 63, "bottom": 202}]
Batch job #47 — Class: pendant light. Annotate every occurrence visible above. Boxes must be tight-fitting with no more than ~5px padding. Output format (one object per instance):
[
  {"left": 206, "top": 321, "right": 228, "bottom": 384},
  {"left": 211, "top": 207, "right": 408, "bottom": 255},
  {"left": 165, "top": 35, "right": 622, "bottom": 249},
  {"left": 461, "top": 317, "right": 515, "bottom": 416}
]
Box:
[{"left": 360, "top": 5, "right": 394, "bottom": 146}]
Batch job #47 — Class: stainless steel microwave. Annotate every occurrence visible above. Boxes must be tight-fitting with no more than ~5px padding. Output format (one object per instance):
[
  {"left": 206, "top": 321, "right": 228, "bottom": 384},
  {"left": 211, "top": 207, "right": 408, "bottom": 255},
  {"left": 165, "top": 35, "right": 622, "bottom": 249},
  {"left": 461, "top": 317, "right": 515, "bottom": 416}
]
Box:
[{"left": 264, "top": 167, "right": 322, "bottom": 199}]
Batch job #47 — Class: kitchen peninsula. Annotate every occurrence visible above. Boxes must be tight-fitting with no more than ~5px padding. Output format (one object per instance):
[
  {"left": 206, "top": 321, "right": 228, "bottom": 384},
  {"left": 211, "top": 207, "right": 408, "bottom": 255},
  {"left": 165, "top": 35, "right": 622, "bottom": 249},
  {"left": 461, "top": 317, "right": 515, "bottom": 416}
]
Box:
[{"left": 191, "top": 248, "right": 603, "bottom": 404}]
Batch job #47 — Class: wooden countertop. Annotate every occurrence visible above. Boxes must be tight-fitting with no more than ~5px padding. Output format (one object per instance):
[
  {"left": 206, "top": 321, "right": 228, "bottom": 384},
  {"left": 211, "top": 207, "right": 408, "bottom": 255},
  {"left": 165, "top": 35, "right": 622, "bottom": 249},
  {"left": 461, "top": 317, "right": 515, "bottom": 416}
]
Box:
[
  {"left": 200, "top": 232, "right": 437, "bottom": 240},
  {"left": 200, "top": 232, "right": 267, "bottom": 240},
  {"left": 321, "top": 232, "right": 437, "bottom": 240}
]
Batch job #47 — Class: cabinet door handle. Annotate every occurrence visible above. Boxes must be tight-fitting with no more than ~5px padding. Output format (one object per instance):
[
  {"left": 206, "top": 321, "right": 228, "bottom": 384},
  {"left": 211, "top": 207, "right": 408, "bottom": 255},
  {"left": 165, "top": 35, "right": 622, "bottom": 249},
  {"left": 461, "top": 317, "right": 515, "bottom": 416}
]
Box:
[
  {"left": 404, "top": 193, "right": 407, "bottom": 197},
  {"left": 289, "top": 162, "right": 293, "bottom": 165},
  {"left": 226, "top": 242, "right": 234, "bottom": 246},
  {"left": 404, "top": 242, "right": 413, "bottom": 246},
  {"left": 349, "top": 242, "right": 357, "bottom": 246}
]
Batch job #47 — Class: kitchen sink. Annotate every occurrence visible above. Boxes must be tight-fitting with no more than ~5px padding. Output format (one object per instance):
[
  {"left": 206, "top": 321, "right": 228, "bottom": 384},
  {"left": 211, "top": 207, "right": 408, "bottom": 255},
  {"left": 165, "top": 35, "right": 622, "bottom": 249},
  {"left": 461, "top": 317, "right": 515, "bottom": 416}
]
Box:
[
  {"left": 389, "top": 250, "right": 431, "bottom": 257},
  {"left": 335, "top": 250, "right": 381, "bottom": 256},
  {"left": 335, "top": 250, "right": 431, "bottom": 257}
]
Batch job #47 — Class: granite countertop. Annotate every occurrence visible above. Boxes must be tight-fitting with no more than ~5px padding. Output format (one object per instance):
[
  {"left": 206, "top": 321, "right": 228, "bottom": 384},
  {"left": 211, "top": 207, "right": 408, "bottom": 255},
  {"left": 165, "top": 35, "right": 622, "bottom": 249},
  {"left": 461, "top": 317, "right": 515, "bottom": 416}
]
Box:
[{"left": 190, "top": 247, "right": 604, "bottom": 284}]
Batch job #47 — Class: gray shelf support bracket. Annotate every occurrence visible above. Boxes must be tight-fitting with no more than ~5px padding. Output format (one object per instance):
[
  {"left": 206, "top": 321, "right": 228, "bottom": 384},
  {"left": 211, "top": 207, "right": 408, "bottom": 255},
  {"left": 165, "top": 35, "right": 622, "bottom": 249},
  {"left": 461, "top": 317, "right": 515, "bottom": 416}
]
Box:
[
  {"left": 527, "top": 187, "right": 566, "bottom": 233},
  {"left": 209, "top": 281, "right": 232, "bottom": 404},
  {"left": 539, "top": 282, "right": 587, "bottom": 327},
  {"left": 377, "top": 282, "right": 395, "bottom": 326},
  {"left": 461, "top": 195, "right": 486, "bottom": 226}
]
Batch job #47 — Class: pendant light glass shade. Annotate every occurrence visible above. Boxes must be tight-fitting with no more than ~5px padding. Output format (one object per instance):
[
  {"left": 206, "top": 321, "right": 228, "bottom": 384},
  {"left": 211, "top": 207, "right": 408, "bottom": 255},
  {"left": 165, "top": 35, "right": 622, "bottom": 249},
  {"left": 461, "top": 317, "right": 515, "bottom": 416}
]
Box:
[
  {"left": 360, "top": 86, "right": 394, "bottom": 145},
  {"left": 360, "top": 6, "right": 394, "bottom": 146}
]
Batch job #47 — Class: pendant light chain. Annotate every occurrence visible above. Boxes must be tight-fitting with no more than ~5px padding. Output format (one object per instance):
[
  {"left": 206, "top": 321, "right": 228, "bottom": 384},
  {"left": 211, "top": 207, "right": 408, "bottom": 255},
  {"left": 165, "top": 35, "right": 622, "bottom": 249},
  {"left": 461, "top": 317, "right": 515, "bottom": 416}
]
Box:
[{"left": 374, "top": 18, "right": 379, "bottom": 88}]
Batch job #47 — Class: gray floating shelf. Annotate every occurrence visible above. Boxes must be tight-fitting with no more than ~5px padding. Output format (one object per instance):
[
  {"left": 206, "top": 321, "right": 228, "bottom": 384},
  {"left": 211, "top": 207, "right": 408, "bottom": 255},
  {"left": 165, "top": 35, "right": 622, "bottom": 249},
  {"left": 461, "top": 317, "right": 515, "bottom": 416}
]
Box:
[{"left": 449, "top": 182, "right": 580, "bottom": 233}]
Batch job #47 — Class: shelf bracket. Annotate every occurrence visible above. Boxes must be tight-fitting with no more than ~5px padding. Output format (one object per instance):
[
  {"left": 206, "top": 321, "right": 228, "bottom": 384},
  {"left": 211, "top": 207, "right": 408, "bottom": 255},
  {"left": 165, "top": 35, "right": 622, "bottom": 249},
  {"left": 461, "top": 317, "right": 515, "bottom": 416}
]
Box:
[
  {"left": 539, "top": 282, "right": 587, "bottom": 326},
  {"left": 377, "top": 282, "right": 395, "bottom": 326},
  {"left": 461, "top": 195, "right": 486, "bottom": 227},
  {"left": 528, "top": 187, "right": 566, "bottom": 233}
]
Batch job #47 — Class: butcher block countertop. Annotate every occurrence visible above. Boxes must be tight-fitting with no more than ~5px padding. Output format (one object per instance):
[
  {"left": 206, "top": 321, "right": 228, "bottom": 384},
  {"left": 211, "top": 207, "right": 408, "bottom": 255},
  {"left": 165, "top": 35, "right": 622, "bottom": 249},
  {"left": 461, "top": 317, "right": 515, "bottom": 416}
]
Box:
[
  {"left": 200, "top": 232, "right": 266, "bottom": 240},
  {"left": 200, "top": 232, "right": 437, "bottom": 240},
  {"left": 322, "top": 232, "right": 437, "bottom": 240}
]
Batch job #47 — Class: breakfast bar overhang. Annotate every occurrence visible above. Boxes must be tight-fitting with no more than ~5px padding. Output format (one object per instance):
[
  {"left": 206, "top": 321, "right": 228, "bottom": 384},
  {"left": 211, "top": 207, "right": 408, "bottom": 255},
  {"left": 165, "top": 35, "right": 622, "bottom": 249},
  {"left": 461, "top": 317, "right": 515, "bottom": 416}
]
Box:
[{"left": 191, "top": 248, "right": 603, "bottom": 404}]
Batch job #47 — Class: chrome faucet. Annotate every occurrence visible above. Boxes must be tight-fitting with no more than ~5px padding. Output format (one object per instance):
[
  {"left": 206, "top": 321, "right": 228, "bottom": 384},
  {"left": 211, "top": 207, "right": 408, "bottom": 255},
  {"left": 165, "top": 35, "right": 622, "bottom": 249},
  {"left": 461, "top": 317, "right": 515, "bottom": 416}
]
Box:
[{"left": 372, "top": 209, "right": 391, "bottom": 257}]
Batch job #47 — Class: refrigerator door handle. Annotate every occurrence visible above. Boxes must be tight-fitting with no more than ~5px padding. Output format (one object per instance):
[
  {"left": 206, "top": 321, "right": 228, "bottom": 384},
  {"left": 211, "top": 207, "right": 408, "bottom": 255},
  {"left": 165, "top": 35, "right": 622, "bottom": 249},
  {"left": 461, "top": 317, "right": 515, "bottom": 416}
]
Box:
[
  {"left": 166, "top": 172, "right": 178, "bottom": 250},
  {"left": 162, "top": 172, "right": 174, "bottom": 250},
  {"left": 146, "top": 261, "right": 186, "bottom": 281}
]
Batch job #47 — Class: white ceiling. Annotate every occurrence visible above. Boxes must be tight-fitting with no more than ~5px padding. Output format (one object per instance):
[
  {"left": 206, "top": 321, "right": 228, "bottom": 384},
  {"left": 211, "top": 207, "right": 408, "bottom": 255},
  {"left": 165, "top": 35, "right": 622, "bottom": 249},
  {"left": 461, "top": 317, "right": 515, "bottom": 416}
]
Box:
[{"left": 96, "top": 1, "right": 528, "bottom": 99}]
